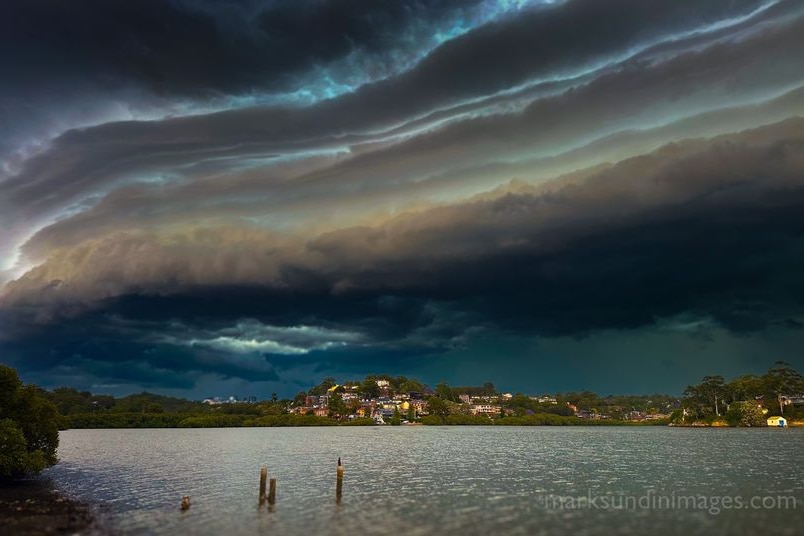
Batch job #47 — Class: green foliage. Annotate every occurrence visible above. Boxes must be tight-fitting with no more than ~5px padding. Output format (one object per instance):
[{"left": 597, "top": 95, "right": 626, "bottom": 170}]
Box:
[
  {"left": 426, "top": 396, "right": 450, "bottom": 419},
  {"left": 420, "top": 413, "right": 494, "bottom": 426},
  {"left": 504, "top": 395, "right": 574, "bottom": 417},
  {"left": 727, "top": 375, "right": 765, "bottom": 402},
  {"left": 764, "top": 361, "right": 804, "bottom": 415},
  {"left": 257, "top": 400, "right": 288, "bottom": 416},
  {"left": 724, "top": 402, "right": 766, "bottom": 427},
  {"left": 0, "top": 419, "right": 47, "bottom": 478},
  {"left": 452, "top": 382, "right": 497, "bottom": 398},
  {"left": 112, "top": 392, "right": 206, "bottom": 414},
  {"left": 358, "top": 378, "right": 381, "bottom": 399},
  {"left": 178, "top": 415, "right": 246, "bottom": 428},
  {"left": 398, "top": 379, "right": 425, "bottom": 394},
  {"left": 419, "top": 413, "right": 630, "bottom": 426},
  {"left": 682, "top": 363, "right": 804, "bottom": 424},
  {"left": 683, "top": 375, "right": 728, "bottom": 419},
  {"left": 0, "top": 366, "right": 60, "bottom": 478},
  {"left": 327, "top": 393, "right": 347, "bottom": 416},
  {"left": 443, "top": 414, "right": 494, "bottom": 425},
  {"left": 217, "top": 403, "right": 261, "bottom": 415},
  {"left": 390, "top": 407, "right": 402, "bottom": 425},
  {"left": 66, "top": 412, "right": 187, "bottom": 428},
  {"left": 419, "top": 415, "right": 446, "bottom": 425},
  {"left": 308, "top": 377, "right": 337, "bottom": 396},
  {"left": 435, "top": 382, "right": 456, "bottom": 402}
]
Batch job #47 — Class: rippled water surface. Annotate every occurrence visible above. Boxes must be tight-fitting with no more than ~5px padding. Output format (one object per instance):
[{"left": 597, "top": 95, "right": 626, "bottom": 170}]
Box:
[{"left": 47, "top": 427, "right": 803, "bottom": 535}]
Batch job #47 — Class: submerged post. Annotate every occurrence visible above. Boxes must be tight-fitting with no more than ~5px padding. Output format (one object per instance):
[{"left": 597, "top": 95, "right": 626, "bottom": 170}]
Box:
[
  {"left": 259, "top": 466, "right": 268, "bottom": 504},
  {"left": 268, "top": 478, "right": 277, "bottom": 505},
  {"left": 181, "top": 496, "right": 191, "bottom": 511},
  {"left": 336, "top": 457, "right": 344, "bottom": 503}
]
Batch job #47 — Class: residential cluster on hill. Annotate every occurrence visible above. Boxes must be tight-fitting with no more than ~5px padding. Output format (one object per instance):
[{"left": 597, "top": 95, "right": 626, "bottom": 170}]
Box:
[
  {"left": 281, "top": 375, "right": 678, "bottom": 424},
  {"left": 23, "top": 362, "right": 804, "bottom": 429}
]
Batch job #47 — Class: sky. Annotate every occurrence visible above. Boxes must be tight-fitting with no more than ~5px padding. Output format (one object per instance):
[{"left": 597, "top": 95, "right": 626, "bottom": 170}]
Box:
[{"left": 2, "top": 0, "right": 804, "bottom": 399}]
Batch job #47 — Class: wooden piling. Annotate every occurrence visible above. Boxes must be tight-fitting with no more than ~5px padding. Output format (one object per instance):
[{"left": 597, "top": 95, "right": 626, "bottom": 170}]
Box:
[
  {"left": 181, "top": 496, "right": 191, "bottom": 511},
  {"left": 259, "top": 466, "right": 268, "bottom": 504},
  {"left": 268, "top": 478, "right": 277, "bottom": 505},
  {"left": 336, "top": 457, "right": 344, "bottom": 503}
]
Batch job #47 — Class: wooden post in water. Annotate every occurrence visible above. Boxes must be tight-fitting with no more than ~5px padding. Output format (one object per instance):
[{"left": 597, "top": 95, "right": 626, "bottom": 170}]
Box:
[
  {"left": 181, "top": 496, "right": 191, "bottom": 511},
  {"left": 336, "top": 457, "right": 344, "bottom": 504},
  {"left": 259, "top": 466, "right": 268, "bottom": 504},
  {"left": 268, "top": 478, "right": 277, "bottom": 505}
]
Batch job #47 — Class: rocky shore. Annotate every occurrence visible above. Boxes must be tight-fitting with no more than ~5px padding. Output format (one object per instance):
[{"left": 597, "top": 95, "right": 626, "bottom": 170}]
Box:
[{"left": 0, "top": 479, "right": 96, "bottom": 535}]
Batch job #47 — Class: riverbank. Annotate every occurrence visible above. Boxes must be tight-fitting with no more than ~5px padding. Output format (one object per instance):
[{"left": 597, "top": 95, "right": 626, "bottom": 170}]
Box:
[
  {"left": 0, "top": 478, "right": 95, "bottom": 535},
  {"left": 62, "top": 411, "right": 669, "bottom": 428},
  {"left": 669, "top": 420, "right": 804, "bottom": 427}
]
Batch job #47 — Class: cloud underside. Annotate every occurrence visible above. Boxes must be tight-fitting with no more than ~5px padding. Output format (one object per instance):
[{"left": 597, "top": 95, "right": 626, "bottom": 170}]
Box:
[
  {"left": 3, "top": 118, "right": 804, "bottom": 386},
  {"left": 2, "top": 0, "right": 804, "bottom": 391}
]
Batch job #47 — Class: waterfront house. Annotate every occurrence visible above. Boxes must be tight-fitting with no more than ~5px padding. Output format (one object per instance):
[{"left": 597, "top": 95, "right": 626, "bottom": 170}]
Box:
[
  {"left": 767, "top": 416, "right": 787, "bottom": 427},
  {"left": 470, "top": 404, "right": 501, "bottom": 416}
]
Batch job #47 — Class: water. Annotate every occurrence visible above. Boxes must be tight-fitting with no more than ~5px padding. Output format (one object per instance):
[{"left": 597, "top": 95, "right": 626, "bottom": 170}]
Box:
[{"left": 46, "top": 427, "right": 803, "bottom": 535}]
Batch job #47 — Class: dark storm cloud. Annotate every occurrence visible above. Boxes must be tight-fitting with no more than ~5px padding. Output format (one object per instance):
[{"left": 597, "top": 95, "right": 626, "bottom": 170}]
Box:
[
  {"left": 3, "top": 0, "right": 804, "bottom": 393},
  {"left": 7, "top": 0, "right": 803, "bottom": 263},
  {"left": 0, "top": 0, "right": 484, "bottom": 96},
  {"left": 0, "top": 308, "right": 280, "bottom": 388},
  {"left": 344, "top": 0, "right": 778, "bottom": 120},
  {"left": 3, "top": 118, "right": 804, "bottom": 391},
  {"left": 0, "top": 0, "right": 495, "bottom": 185}
]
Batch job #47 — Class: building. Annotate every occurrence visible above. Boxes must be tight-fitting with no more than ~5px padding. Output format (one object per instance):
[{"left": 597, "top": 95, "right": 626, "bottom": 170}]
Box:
[
  {"left": 767, "top": 416, "right": 788, "bottom": 427},
  {"left": 470, "top": 404, "right": 501, "bottom": 416}
]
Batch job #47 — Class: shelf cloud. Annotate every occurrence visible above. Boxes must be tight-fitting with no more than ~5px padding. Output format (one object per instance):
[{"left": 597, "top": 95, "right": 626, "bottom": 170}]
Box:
[{"left": 2, "top": 0, "right": 804, "bottom": 396}]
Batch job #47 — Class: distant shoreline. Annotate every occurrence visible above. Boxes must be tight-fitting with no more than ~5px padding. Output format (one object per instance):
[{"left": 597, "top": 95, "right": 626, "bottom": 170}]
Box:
[
  {"left": 60, "top": 412, "right": 670, "bottom": 429},
  {"left": 57, "top": 419, "right": 804, "bottom": 430},
  {"left": 669, "top": 420, "right": 804, "bottom": 428}
]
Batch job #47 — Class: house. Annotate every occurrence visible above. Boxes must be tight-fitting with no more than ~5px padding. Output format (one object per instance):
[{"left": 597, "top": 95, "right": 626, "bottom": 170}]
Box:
[
  {"left": 767, "top": 416, "right": 787, "bottom": 427},
  {"left": 470, "top": 404, "right": 501, "bottom": 416}
]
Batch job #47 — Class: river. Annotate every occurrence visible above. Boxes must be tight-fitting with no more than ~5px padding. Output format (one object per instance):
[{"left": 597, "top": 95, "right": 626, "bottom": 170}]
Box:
[{"left": 46, "top": 426, "right": 803, "bottom": 535}]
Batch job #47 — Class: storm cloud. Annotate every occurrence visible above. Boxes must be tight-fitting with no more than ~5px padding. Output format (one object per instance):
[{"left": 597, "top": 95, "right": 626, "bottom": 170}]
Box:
[{"left": 2, "top": 0, "right": 803, "bottom": 395}]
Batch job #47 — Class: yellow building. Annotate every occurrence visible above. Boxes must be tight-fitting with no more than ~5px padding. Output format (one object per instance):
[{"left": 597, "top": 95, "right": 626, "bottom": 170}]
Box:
[{"left": 767, "top": 416, "right": 787, "bottom": 427}]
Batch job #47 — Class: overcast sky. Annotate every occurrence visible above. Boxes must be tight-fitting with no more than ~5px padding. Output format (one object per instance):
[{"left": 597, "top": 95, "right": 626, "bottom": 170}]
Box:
[{"left": 2, "top": 0, "right": 804, "bottom": 399}]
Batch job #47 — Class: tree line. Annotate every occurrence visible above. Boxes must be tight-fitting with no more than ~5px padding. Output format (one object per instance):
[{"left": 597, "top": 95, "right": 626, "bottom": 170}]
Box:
[
  {"left": 681, "top": 361, "right": 804, "bottom": 425},
  {"left": 0, "top": 365, "right": 60, "bottom": 479},
  {"left": 3, "top": 362, "right": 802, "bottom": 479}
]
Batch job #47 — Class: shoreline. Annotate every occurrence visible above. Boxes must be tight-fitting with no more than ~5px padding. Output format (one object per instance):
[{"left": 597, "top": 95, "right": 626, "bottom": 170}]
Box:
[{"left": 0, "top": 478, "right": 96, "bottom": 535}]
